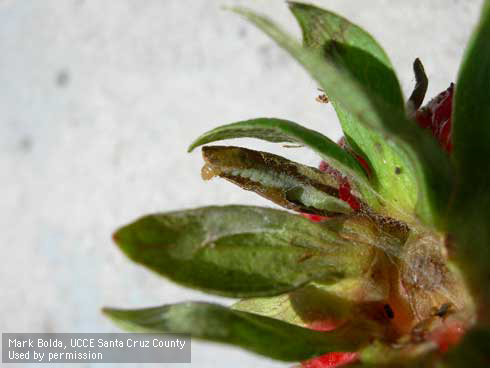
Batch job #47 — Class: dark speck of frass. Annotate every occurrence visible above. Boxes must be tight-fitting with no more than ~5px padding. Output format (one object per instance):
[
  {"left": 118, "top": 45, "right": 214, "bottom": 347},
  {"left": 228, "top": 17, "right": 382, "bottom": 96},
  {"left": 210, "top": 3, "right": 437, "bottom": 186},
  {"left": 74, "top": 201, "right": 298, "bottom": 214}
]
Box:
[
  {"left": 395, "top": 167, "right": 402, "bottom": 175},
  {"left": 384, "top": 304, "right": 395, "bottom": 319},
  {"left": 55, "top": 69, "right": 70, "bottom": 87}
]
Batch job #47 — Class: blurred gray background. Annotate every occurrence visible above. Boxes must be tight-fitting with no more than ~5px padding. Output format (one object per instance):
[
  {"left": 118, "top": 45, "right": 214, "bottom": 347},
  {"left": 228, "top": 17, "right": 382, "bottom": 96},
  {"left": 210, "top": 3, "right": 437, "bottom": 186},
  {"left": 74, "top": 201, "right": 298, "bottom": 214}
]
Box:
[{"left": 0, "top": 0, "right": 483, "bottom": 367}]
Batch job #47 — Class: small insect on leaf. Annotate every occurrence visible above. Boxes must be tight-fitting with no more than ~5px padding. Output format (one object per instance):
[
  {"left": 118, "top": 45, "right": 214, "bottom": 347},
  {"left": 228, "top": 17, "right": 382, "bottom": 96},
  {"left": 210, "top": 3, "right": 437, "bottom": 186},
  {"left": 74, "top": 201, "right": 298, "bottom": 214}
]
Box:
[{"left": 315, "top": 88, "right": 330, "bottom": 104}]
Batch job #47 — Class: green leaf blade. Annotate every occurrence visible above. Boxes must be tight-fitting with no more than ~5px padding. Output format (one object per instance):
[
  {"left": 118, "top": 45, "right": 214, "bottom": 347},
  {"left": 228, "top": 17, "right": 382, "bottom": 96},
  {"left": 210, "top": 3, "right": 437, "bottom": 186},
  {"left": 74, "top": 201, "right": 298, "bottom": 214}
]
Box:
[
  {"left": 289, "top": 1, "right": 404, "bottom": 109},
  {"left": 103, "top": 302, "right": 368, "bottom": 362},
  {"left": 114, "top": 206, "right": 376, "bottom": 298},
  {"left": 189, "top": 117, "right": 368, "bottom": 181},
  {"left": 450, "top": 0, "right": 490, "bottom": 320}
]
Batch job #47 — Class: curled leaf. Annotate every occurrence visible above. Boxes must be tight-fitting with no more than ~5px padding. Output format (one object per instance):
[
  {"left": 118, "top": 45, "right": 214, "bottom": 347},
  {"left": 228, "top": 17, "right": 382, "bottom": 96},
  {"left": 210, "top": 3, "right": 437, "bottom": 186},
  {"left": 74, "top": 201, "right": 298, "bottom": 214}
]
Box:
[{"left": 202, "top": 145, "right": 355, "bottom": 215}]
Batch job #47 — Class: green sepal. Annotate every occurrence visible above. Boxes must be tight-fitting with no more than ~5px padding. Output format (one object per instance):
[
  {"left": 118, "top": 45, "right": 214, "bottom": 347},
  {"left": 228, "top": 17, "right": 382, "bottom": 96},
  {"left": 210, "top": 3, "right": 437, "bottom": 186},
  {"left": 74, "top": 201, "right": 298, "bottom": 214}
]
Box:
[
  {"left": 189, "top": 117, "right": 368, "bottom": 180},
  {"left": 114, "top": 205, "right": 375, "bottom": 298},
  {"left": 359, "top": 339, "right": 436, "bottom": 367},
  {"left": 288, "top": 2, "right": 414, "bottom": 223},
  {"left": 103, "top": 302, "right": 369, "bottom": 362},
  {"left": 288, "top": 1, "right": 404, "bottom": 108},
  {"left": 232, "top": 285, "right": 355, "bottom": 329},
  {"left": 231, "top": 5, "right": 452, "bottom": 229}
]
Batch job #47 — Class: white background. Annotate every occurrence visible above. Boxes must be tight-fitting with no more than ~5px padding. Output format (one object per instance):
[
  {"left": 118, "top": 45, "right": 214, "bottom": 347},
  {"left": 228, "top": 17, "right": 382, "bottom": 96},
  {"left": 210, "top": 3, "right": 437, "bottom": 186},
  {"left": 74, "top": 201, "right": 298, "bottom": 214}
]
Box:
[{"left": 0, "top": 0, "right": 483, "bottom": 367}]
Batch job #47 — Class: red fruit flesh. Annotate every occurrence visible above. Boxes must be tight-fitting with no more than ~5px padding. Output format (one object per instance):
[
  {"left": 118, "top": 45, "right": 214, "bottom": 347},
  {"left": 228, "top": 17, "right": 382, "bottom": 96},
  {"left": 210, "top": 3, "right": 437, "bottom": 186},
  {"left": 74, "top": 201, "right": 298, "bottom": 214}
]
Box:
[
  {"left": 318, "top": 160, "right": 361, "bottom": 212},
  {"left": 300, "top": 312, "right": 356, "bottom": 367},
  {"left": 301, "top": 213, "right": 329, "bottom": 222},
  {"left": 308, "top": 319, "right": 343, "bottom": 332},
  {"left": 337, "top": 137, "right": 372, "bottom": 178},
  {"left": 301, "top": 352, "right": 359, "bottom": 368},
  {"left": 415, "top": 84, "right": 454, "bottom": 152},
  {"left": 429, "top": 319, "right": 466, "bottom": 353},
  {"left": 338, "top": 181, "right": 361, "bottom": 211}
]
